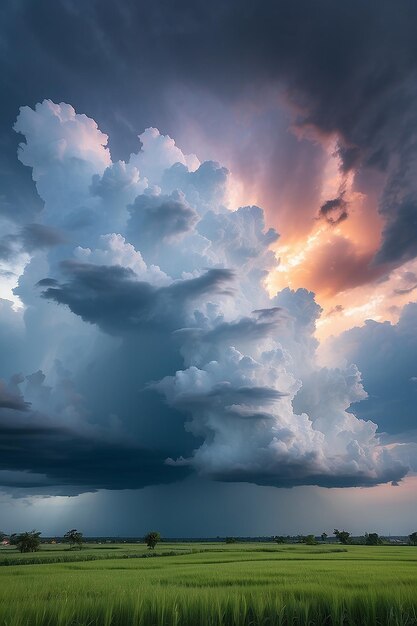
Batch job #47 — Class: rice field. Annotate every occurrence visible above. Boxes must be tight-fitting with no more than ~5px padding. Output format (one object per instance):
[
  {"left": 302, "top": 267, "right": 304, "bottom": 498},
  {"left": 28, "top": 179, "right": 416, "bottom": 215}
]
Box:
[{"left": 0, "top": 543, "right": 416, "bottom": 625}]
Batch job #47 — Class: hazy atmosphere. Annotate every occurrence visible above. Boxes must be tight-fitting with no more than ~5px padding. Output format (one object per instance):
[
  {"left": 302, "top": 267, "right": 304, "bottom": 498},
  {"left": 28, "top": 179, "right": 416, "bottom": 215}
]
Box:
[{"left": 1, "top": 0, "right": 417, "bottom": 537}]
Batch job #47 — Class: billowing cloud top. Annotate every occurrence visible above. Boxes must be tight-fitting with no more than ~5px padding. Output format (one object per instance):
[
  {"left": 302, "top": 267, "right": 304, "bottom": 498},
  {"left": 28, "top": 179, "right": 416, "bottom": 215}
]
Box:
[{"left": 0, "top": 100, "right": 410, "bottom": 495}]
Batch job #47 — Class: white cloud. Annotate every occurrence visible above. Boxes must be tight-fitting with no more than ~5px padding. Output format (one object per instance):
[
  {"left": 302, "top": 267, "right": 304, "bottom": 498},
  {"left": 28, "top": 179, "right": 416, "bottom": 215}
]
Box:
[
  {"left": 130, "top": 127, "right": 200, "bottom": 185},
  {"left": 14, "top": 100, "right": 111, "bottom": 218},
  {"left": 75, "top": 233, "right": 169, "bottom": 285}
]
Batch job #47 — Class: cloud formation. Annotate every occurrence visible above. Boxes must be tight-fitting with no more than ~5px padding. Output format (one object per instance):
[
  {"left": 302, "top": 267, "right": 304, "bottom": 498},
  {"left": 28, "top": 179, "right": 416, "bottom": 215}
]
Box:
[
  {"left": 3, "top": 1, "right": 417, "bottom": 309},
  {"left": 0, "top": 100, "right": 412, "bottom": 497},
  {"left": 0, "top": 369, "right": 188, "bottom": 492},
  {"left": 0, "top": 223, "right": 64, "bottom": 261},
  {"left": 318, "top": 196, "right": 349, "bottom": 226},
  {"left": 331, "top": 302, "right": 417, "bottom": 436}
]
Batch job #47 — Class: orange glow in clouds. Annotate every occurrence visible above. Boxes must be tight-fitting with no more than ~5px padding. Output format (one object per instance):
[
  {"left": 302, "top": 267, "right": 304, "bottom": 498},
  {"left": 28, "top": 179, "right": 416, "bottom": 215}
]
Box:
[{"left": 239, "top": 140, "right": 417, "bottom": 339}]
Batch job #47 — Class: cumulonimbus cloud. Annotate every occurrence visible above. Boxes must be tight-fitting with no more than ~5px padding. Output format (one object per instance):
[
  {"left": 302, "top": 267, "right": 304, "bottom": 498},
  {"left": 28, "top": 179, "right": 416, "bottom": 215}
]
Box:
[{"left": 0, "top": 100, "right": 410, "bottom": 495}]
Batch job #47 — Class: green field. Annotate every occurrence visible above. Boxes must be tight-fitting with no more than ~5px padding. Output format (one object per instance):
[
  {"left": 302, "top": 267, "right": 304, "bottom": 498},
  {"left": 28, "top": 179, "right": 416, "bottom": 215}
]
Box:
[{"left": 0, "top": 543, "right": 416, "bottom": 625}]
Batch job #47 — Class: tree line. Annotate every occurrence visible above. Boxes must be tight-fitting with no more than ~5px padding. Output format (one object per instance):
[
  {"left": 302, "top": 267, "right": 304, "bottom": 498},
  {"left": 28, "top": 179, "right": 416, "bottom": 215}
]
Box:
[
  {"left": 1, "top": 529, "right": 416, "bottom": 551},
  {"left": 0, "top": 529, "right": 162, "bottom": 552},
  {"left": 0, "top": 529, "right": 84, "bottom": 553},
  {"left": 272, "top": 530, "right": 417, "bottom": 546}
]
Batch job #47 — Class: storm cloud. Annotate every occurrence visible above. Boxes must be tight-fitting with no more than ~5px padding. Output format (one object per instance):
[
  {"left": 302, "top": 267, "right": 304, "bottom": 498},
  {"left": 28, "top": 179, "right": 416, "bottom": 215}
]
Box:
[
  {"left": 42, "top": 261, "right": 234, "bottom": 335},
  {"left": 331, "top": 302, "right": 417, "bottom": 437},
  {"left": 2, "top": 0, "right": 417, "bottom": 276},
  {"left": 0, "top": 374, "right": 188, "bottom": 491},
  {"left": 0, "top": 96, "right": 413, "bottom": 496}
]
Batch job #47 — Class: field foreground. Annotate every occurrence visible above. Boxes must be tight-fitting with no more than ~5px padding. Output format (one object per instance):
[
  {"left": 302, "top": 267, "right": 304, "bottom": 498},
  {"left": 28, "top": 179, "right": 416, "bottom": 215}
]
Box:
[{"left": 0, "top": 542, "right": 416, "bottom": 625}]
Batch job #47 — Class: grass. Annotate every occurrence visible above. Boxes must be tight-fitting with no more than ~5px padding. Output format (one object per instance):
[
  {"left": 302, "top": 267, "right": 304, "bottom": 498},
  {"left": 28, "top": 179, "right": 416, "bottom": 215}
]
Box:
[{"left": 0, "top": 543, "right": 416, "bottom": 625}]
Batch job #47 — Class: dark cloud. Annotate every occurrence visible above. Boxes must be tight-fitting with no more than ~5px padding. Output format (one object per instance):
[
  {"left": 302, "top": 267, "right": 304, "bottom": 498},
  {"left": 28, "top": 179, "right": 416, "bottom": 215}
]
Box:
[
  {"left": 0, "top": 404, "right": 189, "bottom": 492},
  {"left": 35, "top": 278, "right": 59, "bottom": 288},
  {"left": 333, "top": 302, "right": 417, "bottom": 435},
  {"left": 20, "top": 223, "right": 66, "bottom": 251},
  {"left": 202, "top": 313, "right": 283, "bottom": 343},
  {"left": 41, "top": 261, "right": 234, "bottom": 334},
  {"left": 178, "top": 310, "right": 284, "bottom": 345},
  {"left": 376, "top": 199, "right": 417, "bottom": 264},
  {"left": 127, "top": 191, "right": 198, "bottom": 254},
  {"left": 252, "top": 307, "right": 283, "bottom": 320},
  {"left": 160, "top": 382, "right": 288, "bottom": 410},
  {"left": 0, "top": 380, "right": 29, "bottom": 411},
  {"left": 318, "top": 196, "right": 348, "bottom": 226},
  {"left": 0, "top": 366, "right": 191, "bottom": 493},
  {"left": 0, "top": 223, "right": 64, "bottom": 261},
  {"left": 211, "top": 465, "right": 407, "bottom": 490}
]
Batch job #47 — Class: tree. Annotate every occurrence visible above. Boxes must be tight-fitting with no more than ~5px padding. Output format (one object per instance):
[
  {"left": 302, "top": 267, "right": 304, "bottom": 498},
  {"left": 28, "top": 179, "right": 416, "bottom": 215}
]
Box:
[
  {"left": 225, "top": 537, "right": 237, "bottom": 544},
  {"left": 64, "top": 529, "right": 83, "bottom": 550},
  {"left": 365, "top": 532, "right": 382, "bottom": 546},
  {"left": 302, "top": 534, "right": 317, "bottom": 545},
  {"left": 144, "top": 531, "right": 161, "bottom": 549},
  {"left": 408, "top": 531, "right": 417, "bottom": 546},
  {"left": 0, "top": 531, "right": 7, "bottom": 542},
  {"left": 15, "top": 531, "right": 41, "bottom": 553},
  {"left": 321, "top": 532, "right": 328, "bottom": 542},
  {"left": 334, "top": 529, "right": 351, "bottom": 545},
  {"left": 274, "top": 536, "right": 286, "bottom": 544}
]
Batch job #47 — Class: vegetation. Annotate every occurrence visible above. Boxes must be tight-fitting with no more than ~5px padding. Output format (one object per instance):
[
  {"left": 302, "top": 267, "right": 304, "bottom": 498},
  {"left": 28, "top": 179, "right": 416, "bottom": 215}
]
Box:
[
  {"left": 225, "top": 537, "right": 237, "bottom": 544},
  {"left": 409, "top": 531, "right": 417, "bottom": 546},
  {"left": 64, "top": 528, "right": 83, "bottom": 549},
  {"left": 320, "top": 532, "right": 327, "bottom": 542},
  {"left": 301, "top": 534, "right": 317, "bottom": 545},
  {"left": 0, "top": 543, "right": 416, "bottom": 625},
  {"left": 365, "top": 532, "right": 383, "bottom": 546},
  {"left": 144, "top": 531, "right": 161, "bottom": 549},
  {"left": 14, "top": 530, "right": 41, "bottom": 553},
  {"left": 274, "top": 535, "right": 286, "bottom": 544},
  {"left": 334, "top": 528, "right": 351, "bottom": 544}
]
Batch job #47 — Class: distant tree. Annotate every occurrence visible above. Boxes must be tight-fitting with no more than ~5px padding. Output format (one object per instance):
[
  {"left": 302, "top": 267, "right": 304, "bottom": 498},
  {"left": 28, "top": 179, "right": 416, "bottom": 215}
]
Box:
[
  {"left": 64, "top": 529, "right": 83, "bottom": 550},
  {"left": 334, "top": 529, "right": 351, "bottom": 545},
  {"left": 0, "top": 531, "right": 7, "bottom": 542},
  {"left": 144, "top": 531, "right": 161, "bottom": 549},
  {"left": 302, "top": 534, "right": 317, "bottom": 545},
  {"left": 274, "top": 536, "right": 286, "bottom": 544},
  {"left": 365, "top": 532, "right": 383, "bottom": 546},
  {"left": 225, "top": 537, "right": 237, "bottom": 544},
  {"left": 9, "top": 533, "right": 18, "bottom": 546},
  {"left": 15, "top": 531, "right": 41, "bottom": 553},
  {"left": 321, "top": 532, "right": 328, "bottom": 542},
  {"left": 408, "top": 531, "right": 417, "bottom": 546}
]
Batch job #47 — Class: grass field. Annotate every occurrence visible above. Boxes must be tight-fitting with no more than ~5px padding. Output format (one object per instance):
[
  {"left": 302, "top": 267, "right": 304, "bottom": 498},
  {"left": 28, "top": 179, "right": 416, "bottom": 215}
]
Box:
[{"left": 0, "top": 542, "right": 416, "bottom": 625}]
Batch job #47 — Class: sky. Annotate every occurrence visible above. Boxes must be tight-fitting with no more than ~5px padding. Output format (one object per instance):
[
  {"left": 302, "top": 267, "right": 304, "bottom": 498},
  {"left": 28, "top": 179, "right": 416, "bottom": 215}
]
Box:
[{"left": 0, "top": 0, "right": 416, "bottom": 538}]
